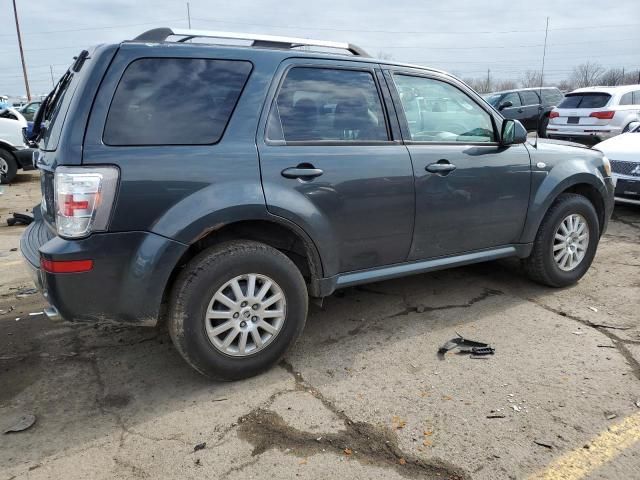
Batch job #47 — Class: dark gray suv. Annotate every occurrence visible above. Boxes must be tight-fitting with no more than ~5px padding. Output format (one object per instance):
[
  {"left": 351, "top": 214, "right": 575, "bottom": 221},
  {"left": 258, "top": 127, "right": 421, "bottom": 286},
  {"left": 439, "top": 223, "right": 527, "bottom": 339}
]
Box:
[{"left": 21, "top": 28, "right": 615, "bottom": 379}]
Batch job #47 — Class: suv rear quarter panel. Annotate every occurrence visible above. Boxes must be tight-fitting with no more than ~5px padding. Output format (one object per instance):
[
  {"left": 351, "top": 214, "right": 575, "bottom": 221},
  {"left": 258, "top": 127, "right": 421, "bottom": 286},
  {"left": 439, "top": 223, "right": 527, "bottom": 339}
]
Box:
[{"left": 82, "top": 44, "right": 284, "bottom": 243}]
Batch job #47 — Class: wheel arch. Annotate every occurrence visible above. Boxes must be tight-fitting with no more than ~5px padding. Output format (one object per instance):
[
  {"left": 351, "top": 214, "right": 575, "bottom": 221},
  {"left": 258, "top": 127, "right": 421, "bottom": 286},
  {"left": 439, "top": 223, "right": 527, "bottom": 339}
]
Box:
[
  {"left": 160, "top": 216, "right": 326, "bottom": 314},
  {"left": 521, "top": 172, "right": 608, "bottom": 243}
]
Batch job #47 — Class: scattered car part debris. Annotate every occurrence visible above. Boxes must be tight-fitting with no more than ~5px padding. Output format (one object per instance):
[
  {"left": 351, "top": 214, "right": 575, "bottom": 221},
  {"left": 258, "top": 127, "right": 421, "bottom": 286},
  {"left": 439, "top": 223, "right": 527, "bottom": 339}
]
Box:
[
  {"left": 28, "top": 312, "right": 43, "bottom": 316},
  {"left": 194, "top": 442, "right": 206, "bottom": 452},
  {"left": 588, "top": 306, "right": 598, "bottom": 312},
  {"left": 486, "top": 414, "right": 506, "bottom": 419},
  {"left": 15, "top": 287, "right": 37, "bottom": 298},
  {"left": 635, "top": 400, "right": 640, "bottom": 409},
  {"left": 4, "top": 414, "right": 36, "bottom": 434},
  {"left": 6, "top": 212, "right": 33, "bottom": 226},
  {"left": 534, "top": 440, "right": 554, "bottom": 449},
  {"left": 605, "top": 412, "right": 618, "bottom": 420},
  {"left": 572, "top": 331, "right": 585, "bottom": 335},
  {"left": 438, "top": 333, "right": 495, "bottom": 357}
]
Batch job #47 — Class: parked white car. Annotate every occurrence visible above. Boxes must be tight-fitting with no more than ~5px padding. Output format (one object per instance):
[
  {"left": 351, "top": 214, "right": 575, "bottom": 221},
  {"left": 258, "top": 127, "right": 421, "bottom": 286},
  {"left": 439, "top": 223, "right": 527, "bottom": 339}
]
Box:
[
  {"left": 594, "top": 121, "right": 640, "bottom": 205},
  {"left": 546, "top": 85, "right": 640, "bottom": 145},
  {"left": 0, "top": 107, "right": 35, "bottom": 184}
]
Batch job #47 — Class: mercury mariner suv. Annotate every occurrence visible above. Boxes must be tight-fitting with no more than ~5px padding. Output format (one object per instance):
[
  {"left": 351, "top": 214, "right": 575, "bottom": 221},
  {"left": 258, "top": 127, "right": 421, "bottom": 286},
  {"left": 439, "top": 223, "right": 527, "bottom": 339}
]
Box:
[{"left": 21, "top": 28, "right": 615, "bottom": 379}]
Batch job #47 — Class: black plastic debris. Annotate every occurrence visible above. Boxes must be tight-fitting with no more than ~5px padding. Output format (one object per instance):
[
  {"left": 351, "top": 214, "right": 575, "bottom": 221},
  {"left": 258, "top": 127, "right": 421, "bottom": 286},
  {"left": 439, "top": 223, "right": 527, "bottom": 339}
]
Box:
[
  {"left": 194, "top": 442, "right": 206, "bottom": 452},
  {"left": 7, "top": 212, "right": 34, "bottom": 226},
  {"left": 438, "top": 332, "right": 495, "bottom": 358}
]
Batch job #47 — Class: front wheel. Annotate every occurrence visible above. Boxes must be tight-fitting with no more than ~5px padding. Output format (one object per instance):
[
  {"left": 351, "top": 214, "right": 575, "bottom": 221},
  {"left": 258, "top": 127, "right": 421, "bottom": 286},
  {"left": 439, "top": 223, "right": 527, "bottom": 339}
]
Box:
[
  {"left": 168, "top": 240, "right": 308, "bottom": 380},
  {"left": 523, "top": 193, "right": 599, "bottom": 287}
]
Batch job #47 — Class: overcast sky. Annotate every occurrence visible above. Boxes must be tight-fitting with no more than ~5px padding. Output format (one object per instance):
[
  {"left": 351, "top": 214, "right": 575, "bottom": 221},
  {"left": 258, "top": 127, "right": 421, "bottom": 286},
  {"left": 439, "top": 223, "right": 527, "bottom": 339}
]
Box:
[{"left": 2, "top": 0, "right": 639, "bottom": 97}]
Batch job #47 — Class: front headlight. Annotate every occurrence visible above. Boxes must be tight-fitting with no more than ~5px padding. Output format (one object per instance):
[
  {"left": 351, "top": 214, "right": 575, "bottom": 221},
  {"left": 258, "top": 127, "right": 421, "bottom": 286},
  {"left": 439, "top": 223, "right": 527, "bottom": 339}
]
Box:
[{"left": 602, "top": 155, "right": 612, "bottom": 177}]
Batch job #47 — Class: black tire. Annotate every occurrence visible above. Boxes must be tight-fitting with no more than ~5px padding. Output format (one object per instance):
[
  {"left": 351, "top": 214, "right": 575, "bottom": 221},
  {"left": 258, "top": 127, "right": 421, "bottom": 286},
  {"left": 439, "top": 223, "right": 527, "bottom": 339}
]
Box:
[
  {"left": 0, "top": 149, "right": 18, "bottom": 184},
  {"left": 622, "top": 123, "right": 632, "bottom": 133},
  {"left": 168, "top": 240, "right": 308, "bottom": 380},
  {"left": 523, "top": 193, "right": 600, "bottom": 288},
  {"left": 538, "top": 115, "right": 550, "bottom": 138}
]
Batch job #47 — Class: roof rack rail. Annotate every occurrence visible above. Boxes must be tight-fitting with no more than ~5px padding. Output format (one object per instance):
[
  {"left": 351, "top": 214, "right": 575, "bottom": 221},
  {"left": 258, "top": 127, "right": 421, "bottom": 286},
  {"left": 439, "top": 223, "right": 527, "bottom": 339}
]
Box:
[{"left": 133, "top": 27, "right": 369, "bottom": 57}]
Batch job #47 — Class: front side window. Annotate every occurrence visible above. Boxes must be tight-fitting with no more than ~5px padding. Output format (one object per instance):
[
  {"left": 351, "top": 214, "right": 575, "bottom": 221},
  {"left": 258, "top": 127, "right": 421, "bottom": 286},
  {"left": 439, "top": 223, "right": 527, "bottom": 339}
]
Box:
[
  {"left": 104, "top": 58, "right": 252, "bottom": 146},
  {"left": 519, "top": 91, "right": 540, "bottom": 106},
  {"left": 393, "top": 74, "right": 495, "bottom": 143},
  {"left": 267, "top": 67, "right": 388, "bottom": 143},
  {"left": 501, "top": 92, "right": 521, "bottom": 108}
]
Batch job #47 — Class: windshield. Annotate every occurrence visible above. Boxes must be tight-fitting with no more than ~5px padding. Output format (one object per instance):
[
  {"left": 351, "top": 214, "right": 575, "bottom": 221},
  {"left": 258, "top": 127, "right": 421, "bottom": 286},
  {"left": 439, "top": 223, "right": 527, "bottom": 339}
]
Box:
[{"left": 558, "top": 93, "right": 611, "bottom": 109}]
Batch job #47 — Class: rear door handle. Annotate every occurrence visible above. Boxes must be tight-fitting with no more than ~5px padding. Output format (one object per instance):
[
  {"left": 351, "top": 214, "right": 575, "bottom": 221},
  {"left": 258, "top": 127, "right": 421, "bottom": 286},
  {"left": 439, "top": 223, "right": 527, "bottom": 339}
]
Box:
[
  {"left": 426, "top": 162, "right": 456, "bottom": 174},
  {"left": 281, "top": 166, "right": 324, "bottom": 179}
]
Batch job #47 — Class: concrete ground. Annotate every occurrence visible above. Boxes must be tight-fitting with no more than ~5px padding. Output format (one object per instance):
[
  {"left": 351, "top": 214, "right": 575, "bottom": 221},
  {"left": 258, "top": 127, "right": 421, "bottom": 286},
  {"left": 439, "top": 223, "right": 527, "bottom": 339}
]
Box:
[{"left": 1, "top": 171, "right": 639, "bottom": 480}]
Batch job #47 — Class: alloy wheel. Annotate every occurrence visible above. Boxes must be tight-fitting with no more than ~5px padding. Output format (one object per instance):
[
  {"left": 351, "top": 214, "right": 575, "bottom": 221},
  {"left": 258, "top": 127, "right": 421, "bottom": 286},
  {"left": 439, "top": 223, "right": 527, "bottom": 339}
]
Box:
[{"left": 204, "top": 273, "right": 286, "bottom": 356}]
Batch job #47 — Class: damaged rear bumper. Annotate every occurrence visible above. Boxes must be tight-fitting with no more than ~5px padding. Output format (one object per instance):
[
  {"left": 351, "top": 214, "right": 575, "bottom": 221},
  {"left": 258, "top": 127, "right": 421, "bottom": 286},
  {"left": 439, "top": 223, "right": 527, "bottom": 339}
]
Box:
[{"left": 20, "top": 219, "right": 188, "bottom": 326}]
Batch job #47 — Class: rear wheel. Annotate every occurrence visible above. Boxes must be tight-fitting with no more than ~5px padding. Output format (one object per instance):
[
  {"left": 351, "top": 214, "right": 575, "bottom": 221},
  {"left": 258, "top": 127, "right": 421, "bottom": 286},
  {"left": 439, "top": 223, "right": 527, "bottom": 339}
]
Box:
[
  {"left": 523, "top": 193, "right": 599, "bottom": 287},
  {"left": 0, "top": 149, "right": 17, "bottom": 184},
  {"left": 168, "top": 240, "right": 308, "bottom": 380}
]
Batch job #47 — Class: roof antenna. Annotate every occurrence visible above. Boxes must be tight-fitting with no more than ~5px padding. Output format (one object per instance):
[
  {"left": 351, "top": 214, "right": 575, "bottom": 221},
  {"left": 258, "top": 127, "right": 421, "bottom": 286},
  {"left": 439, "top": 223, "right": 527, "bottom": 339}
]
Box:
[{"left": 534, "top": 16, "right": 550, "bottom": 150}]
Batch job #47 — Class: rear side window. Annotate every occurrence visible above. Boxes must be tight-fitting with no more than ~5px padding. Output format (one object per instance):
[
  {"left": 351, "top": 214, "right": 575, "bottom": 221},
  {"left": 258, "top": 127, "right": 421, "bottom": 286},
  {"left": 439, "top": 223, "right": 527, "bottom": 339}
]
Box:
[
  {"left": 267, "top": 67, "right": 388, "bottom": 143},
  {"left": 541, "top": 89, "right": 563, "bottom": 105},
  {"left": 620, "top": 92, "right": 633, "bottom": 105},
  {"left": 558, "top": 93, "right": 611, "bottom": 109},
  {"left": 104, "top": 58, "right": 252, "bottom": 146},
  {"left": 633, "top": 91, "right": 640, "bottom": 105},
  {"left": 519, "top": 91, "right": 540, "bottom": 106}
]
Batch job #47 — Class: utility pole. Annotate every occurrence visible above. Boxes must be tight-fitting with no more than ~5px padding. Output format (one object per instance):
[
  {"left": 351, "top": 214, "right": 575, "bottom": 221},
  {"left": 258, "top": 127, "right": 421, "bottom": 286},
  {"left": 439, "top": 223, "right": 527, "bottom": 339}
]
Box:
[
  {"left": 486, "top": 68, "right": 491, "bottom": 93},
  {"left": 187, "top": 2, "right": 192, "bottom": 28},
  {"left": 12, "top": 0, "right": 31, "bottom": 101},
  {"left": 49, "top": 65, "right": 55, "bottom": 88}
]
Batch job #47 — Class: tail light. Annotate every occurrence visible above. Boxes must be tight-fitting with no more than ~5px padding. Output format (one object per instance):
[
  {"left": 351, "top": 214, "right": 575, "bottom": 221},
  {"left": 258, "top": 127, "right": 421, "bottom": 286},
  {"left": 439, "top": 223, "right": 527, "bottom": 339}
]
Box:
[
  {"left": 589, "top": 111, "right": 615, "bottom": 120},
  {"left": 549, "top": 111, "right": 559, "bottom": 119},
  {"left": 54, "top": 166, "right": 119, "bottom": 238}
]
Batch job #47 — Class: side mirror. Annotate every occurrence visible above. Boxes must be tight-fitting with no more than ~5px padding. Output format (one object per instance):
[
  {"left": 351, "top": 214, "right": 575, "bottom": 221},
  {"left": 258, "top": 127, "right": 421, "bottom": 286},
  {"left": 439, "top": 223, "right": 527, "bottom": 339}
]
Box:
[
  {"left": 501, "top": 119, "right": 527, "bottom": 145},
  {"left": 498, "top": 101, "right": 513, "bottom": 111}
]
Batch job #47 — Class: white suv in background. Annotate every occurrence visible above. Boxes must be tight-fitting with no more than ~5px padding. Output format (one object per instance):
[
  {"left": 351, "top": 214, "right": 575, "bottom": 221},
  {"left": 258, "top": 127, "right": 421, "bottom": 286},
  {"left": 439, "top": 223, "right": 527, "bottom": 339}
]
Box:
[
  {"left": 0, "top": 107, "right": 35, "bottom": 183},
  {"left": 546, "top": 85, "right": 640, "bottom": 145}
]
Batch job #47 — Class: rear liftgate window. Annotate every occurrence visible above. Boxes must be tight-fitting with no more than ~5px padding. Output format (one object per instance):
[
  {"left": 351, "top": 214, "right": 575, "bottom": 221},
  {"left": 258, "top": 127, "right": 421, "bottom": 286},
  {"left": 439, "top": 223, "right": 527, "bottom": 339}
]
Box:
[{"left": 103, "top": 58, "right": 252, "bottom": 146}]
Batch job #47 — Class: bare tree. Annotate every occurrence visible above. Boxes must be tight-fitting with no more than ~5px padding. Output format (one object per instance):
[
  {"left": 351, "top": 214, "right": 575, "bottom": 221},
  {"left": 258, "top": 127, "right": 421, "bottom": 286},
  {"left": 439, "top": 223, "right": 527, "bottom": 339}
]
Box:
[
  {"left": 557, "top": 79, "right": 573, "bottom": 92},
  {"left": 376, "top": 51, "right": 394, "bottom": 61},
  {"left": 520, "top": 70, "right": 544, "bottom": 88},
  {"left": 600, "top": 68, "right": 625, "bottom": 86},
  {"left": 623, "top": 69, "right": 640, "bottom": 85},
  {"left": 495, "top": 79, "right": 518, "bottom": 91},
  {"left": 570, "top": 62, "right": 605, "bottom": 88}
]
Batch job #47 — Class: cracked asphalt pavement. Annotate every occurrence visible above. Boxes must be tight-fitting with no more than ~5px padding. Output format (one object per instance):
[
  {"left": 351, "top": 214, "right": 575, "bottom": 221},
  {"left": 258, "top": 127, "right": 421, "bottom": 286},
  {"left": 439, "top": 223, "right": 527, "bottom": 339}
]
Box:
[{"left": 1, "top": 172, "right": 640, "bottom": 479}]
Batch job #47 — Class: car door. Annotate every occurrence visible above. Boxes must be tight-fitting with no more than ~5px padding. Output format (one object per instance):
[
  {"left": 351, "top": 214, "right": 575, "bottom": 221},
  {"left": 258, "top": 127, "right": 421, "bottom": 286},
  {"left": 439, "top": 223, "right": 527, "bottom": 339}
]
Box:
[
  {"left": 519, "top": 90, "right": 542, "bottom": 131},
  {"left": 385, "top": 69, "right": 531, "bottom": 260},
  {"left": 257, "top": 60, "right": 415, "bottom": 275}
]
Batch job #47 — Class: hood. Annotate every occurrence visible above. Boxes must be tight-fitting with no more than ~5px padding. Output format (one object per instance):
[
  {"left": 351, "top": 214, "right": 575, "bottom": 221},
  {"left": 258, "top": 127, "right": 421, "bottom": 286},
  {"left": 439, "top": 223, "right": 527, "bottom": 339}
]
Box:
[
  {"left": 530, "top": 137, "right": 590, "bottom": 150},
  {"left": 593, "top": 133, "right": 640, "bottom": 162}
]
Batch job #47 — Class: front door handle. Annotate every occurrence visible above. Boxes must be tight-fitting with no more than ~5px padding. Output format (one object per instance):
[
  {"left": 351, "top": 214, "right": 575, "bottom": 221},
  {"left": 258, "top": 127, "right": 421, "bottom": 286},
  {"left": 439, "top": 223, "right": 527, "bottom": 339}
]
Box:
[
  {"left": 517, "top": 108, "right": 524, "bottom": 113},
  {"left": 281, "top": 166, "right": 324, "bottom": 179},
  {"left": 425, "top": 162, "right": 456, "bottom": 174}
]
